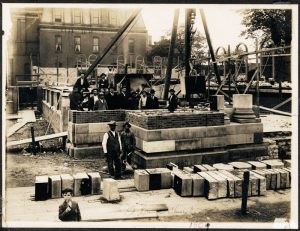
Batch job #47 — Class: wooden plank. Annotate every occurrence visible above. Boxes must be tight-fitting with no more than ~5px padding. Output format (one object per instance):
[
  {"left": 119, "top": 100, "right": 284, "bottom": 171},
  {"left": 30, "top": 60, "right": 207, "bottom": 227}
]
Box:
[
  {"left": 7, "top": 132, "right": 68, "bottom": 147},
  {"left": 259, "top": 106, "right": 291, "bottom": 116}
]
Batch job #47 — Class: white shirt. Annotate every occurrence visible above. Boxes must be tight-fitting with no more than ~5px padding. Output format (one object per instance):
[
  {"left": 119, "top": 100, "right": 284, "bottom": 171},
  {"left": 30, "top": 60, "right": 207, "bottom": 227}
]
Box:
[
  {"left": 93, "top": 95, "right": 99, "bottom": 104},
  {"left": 140, "top": 96, "right": 147, "bottom": 107},
  {"left": 102, "top": 130, "right": 122, "bottom": 154}
]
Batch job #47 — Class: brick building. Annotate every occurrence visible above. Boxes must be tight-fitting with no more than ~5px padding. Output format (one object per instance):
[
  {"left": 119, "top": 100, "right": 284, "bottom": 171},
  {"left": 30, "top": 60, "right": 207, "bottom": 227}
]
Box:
[{"left": 6, "top": 7, "right": 148, "bottom": 112}]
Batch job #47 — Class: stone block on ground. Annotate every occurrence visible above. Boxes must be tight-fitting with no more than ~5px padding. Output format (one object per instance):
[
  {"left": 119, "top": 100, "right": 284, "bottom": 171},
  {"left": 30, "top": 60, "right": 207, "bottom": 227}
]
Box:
[
  {"left": 198, "top": 171, "right": 219, "bottom": 200},
  {"left": 87, "top": 172, "right": 101, "bottom": 195},
  {"left": 183, "top": 167, "right": 194, "bottom": 174},
  {"left": 134, "top": 170, "right": 150, "bottom": 191},
  {"left": 249, "top": 173, "right": 260, "bottom": 196},
  {"left": 230, "top": 171, "right": 251, "bottom": 196},
  {"left": 146, "top": 169, "right": 162, "bottom": 190},
  {"left": 216, "top": 171, "right": 235, "bottom": 198},
  {"left": 73, "top": 172, "right": 90, "bottom": 196},
  {"left": 282, "top": 168, "right": 291, "bottom": 188},
  {"left": 48, "top": 175, "right": 62, "bottom": 199},
  {"left": 212, "top": 163, "right": 234, "bottom": 171},
  {"left": 250, "top": 171, "right": 267, "bottom": 196},
  {"left": 228, "top": 162, "right": 252, "bottom": 170},
  {"left": 206, "top": 171, "right": 227, "bottom": 198},
  {"left": 261, "top": 169, "right": 280, "bottom": 190},
  {"left": 35, "top": 176, "right": 49, "bottom": 201},
  {"left": 273, "top": 168, "right": 289, "bottom": 189},
  {"left": 190, "top": 173, "right": 205, "bottom": 196},
  {"left": 261, "top": 159, "right": 284, "bottom": 169},
  {"left": 193, "top": 165, "right": 208, "bottom": 173},
  {"left": 102, "top": 178, "right": 120, "bottom": 201},
  {"left": 201, "top": 164, "right": 217, "bottom": 171},
  {"left": 60, "top": 174, "right": 74, "bottom": 192},
  {"left": 247, "top": 161, "right": 267, "bottom": 170},
  {"left": 173, "top": 171, "right": 193, "bottom": 197},
  {"left": 219, "top": 170, "right": 243, "bottom": 197},
  {"left": 283, "top": 159, "right": 291, "bottom": 168},
  {"left": 156, "top": 168, "right": 172, "bottom": 189},
  {"left": 252, "top": 170, "right": 271, "bottom": 191}
]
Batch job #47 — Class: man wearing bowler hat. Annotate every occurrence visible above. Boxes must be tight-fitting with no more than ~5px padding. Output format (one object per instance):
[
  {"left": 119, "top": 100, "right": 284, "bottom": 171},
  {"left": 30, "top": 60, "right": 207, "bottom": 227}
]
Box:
[
  {"left": 102, "top": 121, "right": 123, "bottom": 179},
  {"left": 167, "top": 88, "right": 178, "bottom": 112},
  {"left": 120, "top": 122, "right": 136, "bottom": 171}
]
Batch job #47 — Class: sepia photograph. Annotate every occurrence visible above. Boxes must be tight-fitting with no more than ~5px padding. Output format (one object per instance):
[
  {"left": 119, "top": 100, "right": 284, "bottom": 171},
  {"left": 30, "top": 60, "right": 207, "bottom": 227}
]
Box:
[{"left": 2, "top": 2, "right": 298, "bottom": 229}]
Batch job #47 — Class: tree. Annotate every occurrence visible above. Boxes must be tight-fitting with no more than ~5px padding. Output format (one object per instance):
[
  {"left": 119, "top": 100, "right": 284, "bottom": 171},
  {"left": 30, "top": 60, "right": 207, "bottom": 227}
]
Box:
[{"left": 240, "top": 9, "right": 291, "bottom": 47}]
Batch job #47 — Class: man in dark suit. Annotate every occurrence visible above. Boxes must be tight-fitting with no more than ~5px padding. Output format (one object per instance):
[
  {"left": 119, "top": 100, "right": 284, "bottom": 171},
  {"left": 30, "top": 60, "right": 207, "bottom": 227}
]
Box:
[
  {"left": 94, "top": 91, "right": 108, "bottom": 110},
  {"left": 88, "top": 89, "right": 98, "bottom": 111},
  {"left": 59, "top": 188, "right": 81, "bottom": 221},
  {"left": 118, "top": 86, "right": 129, "bottom": 109},
  {"left": 148, "top": 89, "right": 159, "bottom": 109},
  {"left": 97, "top": 73, "right": 109, "bottom": 91},
  {"left": 167, "top": 89, "right": 178, "bottom": 112},
  {"left": 69, "top": 87, "right": 84, "bottom": 111},
  {"left": 74, "top": 73, "right": 89, "bottom": 93},
  {"left": 105, "top": 87, "right": 119, "bottom": 110}
]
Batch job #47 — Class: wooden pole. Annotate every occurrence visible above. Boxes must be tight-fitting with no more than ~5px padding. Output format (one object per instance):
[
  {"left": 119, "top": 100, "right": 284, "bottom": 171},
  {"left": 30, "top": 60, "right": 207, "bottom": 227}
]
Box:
[
  {"left": 241, "top": 171, "right": 250, "bottom": 215},
  {"left": 163, "top": 9, "right": 179, "bottom": 100}
]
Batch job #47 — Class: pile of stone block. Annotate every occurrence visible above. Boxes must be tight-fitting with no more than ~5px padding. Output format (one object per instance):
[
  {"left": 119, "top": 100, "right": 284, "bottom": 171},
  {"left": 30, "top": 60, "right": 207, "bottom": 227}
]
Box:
[{"left": 35, "top": 172, "right": 101, "bottom": 201}]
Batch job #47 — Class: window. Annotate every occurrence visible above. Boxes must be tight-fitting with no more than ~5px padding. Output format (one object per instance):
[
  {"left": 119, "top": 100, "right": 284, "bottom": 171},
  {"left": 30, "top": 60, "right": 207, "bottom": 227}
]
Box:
[
  {"left": 93, "top": 37, "right": 99, "bottom": 53},
  {"left": 54, "top": 9, "right": 62, "bottom": 23},
  {"left": 55, "top": 35, "right": 62, "bottom": 52},
  {"left": 110, "top": 11, "right": 117, "bottom": 25},
  {"left": 128, "top": 38, "right": 135, "bottom": 54},
  {"left": 91, "top": 9, "right": 100, "bottom": 25},
  {"left": 101, "top": 9, "right": 109, "bottom": 25},
  {"left": 74, "top": 9, "right": 81, "bottom": 24},
  {"left": 74, "top": 37, "right": 81, "bottom": 53}
]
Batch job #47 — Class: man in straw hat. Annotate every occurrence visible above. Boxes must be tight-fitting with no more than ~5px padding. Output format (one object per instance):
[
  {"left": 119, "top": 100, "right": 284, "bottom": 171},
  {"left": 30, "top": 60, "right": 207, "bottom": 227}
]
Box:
[
  {"left": 120, "top": 122, "right": 136, "bottom": 171},
  {"left": 102, "top": 121, "right": 123, "bottom": 179}
]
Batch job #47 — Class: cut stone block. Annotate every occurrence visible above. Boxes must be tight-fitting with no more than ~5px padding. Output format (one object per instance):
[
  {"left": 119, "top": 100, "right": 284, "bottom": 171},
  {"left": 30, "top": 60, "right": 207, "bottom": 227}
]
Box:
[
  {"left": 73, "top": 172, "right": 90, "bottom": 196},
  {"left": 48, "top": 175, "right": 62, "bottom": 199},
  {"left": 250, "top": 171, "right": 267, "bottom": 196},
  {"left": 247, "top": 161, "right": 267, "bottom": 170},
  {"left": 136, "top": 138, "right": 176, "bottom": 153},
  {"left": 261, "top": 159, "right": 284, "bottom": 169},
  {"left": 273, "top": 168, "right": 289, "bottom": 189},
  {"left": 283, "top": 159, "right": 291, "bottom": 168},
  {"left": 212, "top": 163, "right": 234, "bottom": 171},
  {"left": 210, "top": 95, "right": 224, "bottom": 111},
  {"left": 261, "top": 169, "right": 280, "bottom": 190},
  {"left": 206, "top": 171, "right": 227, "bottom": 198},
  {"left": 249, "top": 173, "right": 260, "bottom": 196},
  {"left": 183, "top": 167, "right": 194, "bottom": 174},
  {"left": 228, "top": 162, "right": 252, "bottom": 170},
  {"left": 190, "top": 173, "right": 205, "bottom": 196},
  {"left": 194, "top": 165, "right": 208, "bottom": 173},
  {"left": 219, "top": 170, "right": 243, "bottom": 198},
  {"left": 201, "top": 164, "right": 217, "bottom": 171},
  {"left": 35, "top": 176, "right": 48, "bottom": 201},
  {"left": 230, "top": 171, "right": 251, "bottom": 196},
  {"left": 226, "top": 134, "right": 254, "bottom": 145},
  {"left": 156, "top": 168, "right": 172, "bottom": 189},
  {"left": 198, "top": 171, "right": 219, "bottom": 200},
  {"left": 216, "top": 171, "right": 235, "bottom": 198},
  {"left": 173, "top": 171, "right": 193, "bottom": 197},
  {"left": 87, "top": 172, "right": 101, "bottom": 195},
  {"left": 60, "top": 174, "right": 74, "bottom": 192},
  {"left": 233, "top": 94, "right": 253, "bottom": 109},
  {"left": 102, "top": 178, "right": 120, "bottom": 201},
  {"left": 282, "top": 168, "right": 291, "bottom": 187},
  {"left": 146, "top": 169, "right": 161, "bottom": 190},
  {"left": 252, "top": 169, "right": 272, "bottom": 191},
  {"left": 134, "top": 170, "right": 150, "bottom": 191}
]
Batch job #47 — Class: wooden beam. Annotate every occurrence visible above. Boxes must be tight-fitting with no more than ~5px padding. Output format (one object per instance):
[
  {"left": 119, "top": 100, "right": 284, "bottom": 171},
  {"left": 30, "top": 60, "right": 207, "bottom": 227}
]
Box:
[{"left": 259, "top": 106, "right": 291, "bottom": 116}]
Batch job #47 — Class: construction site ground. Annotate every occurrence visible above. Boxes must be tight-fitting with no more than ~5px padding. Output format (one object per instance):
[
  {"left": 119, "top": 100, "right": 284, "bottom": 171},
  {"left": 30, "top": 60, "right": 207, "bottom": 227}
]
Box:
[{"left": 4, "top": 112, "right": 292, "bottom": 225}]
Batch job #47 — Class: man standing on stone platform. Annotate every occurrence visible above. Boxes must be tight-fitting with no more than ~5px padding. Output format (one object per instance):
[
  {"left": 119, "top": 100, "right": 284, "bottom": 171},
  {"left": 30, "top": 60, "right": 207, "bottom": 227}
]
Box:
[
  {"left": 167, "top": 88, "right": 178, "bottom": 112},
  {"left": 94, "top": 91, "right": 108, "bottom": 110},
  {"left": 105, "top": 87, "right": 119, "bottom": 110},
  {"left": 88, "top": 89, "right": 98, "bottom": 111},
  {"left": 97, "top": 73, "right": 109, "bottom": 91},
  {"left": 74, "top": 72, "right": 90, "bottom": 93},
  {"left": 118, "top": 86, "right": 130, "bottom": 109},
  {"left": 120, "top": 122, "right": 136, "bottom": 171},
  {"left": 148, "top": 89, "right": 159, "bottom": 109},
  {"left": 102, "top": 121, "right": 123, "bottom": 179}
]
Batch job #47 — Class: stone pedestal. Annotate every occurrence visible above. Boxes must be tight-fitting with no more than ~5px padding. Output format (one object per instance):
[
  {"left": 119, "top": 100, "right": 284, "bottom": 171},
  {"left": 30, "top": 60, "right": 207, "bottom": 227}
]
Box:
[
  {"left": 232, "top": 94, "right": 257, "bottom": 123},
  {"left": 35, "top": 176, "right": 49, "bottom": 201},
  {"left": 103, "top": 178, "right": 120, "bottom": 201},
  {"left": 48, "top": 175, "right": 62, "bottom": 199},
  {"left": 87, "top": 172, "right": 101, "bottom": 195}
]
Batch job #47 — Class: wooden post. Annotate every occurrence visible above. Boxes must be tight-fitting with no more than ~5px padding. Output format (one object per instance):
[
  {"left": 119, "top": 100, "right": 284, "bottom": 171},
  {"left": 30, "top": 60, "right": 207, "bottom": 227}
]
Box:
[
  {"left": 241, "top": 171, "right": 250, "bottom": 214},
  {"left": 31, "top": 126, "right": 37, "bottom": 155}
]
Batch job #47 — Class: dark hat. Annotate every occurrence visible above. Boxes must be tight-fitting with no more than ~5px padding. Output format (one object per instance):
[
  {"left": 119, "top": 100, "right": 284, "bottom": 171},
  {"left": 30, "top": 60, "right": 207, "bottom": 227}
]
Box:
[
  {"left": 150, "top": 89, "right": 155, "bottom": 94},
  {"left": 62, "top": 188, "right": 73, "bottom": 194},
  {"left": 123, "top": 122, "right": 131, "bottom": 128},
  {"left": 99, "top": 73, "right": 106, "bottom": 77},
  {"left": 99, "top": 92, "right": 104, "bottom": 96},
  {"left": 108, "top": 121, "right": 117, "bottom": 126},
  {"left": 169, "top": 89, "right": 175, "bottom": 92}
]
